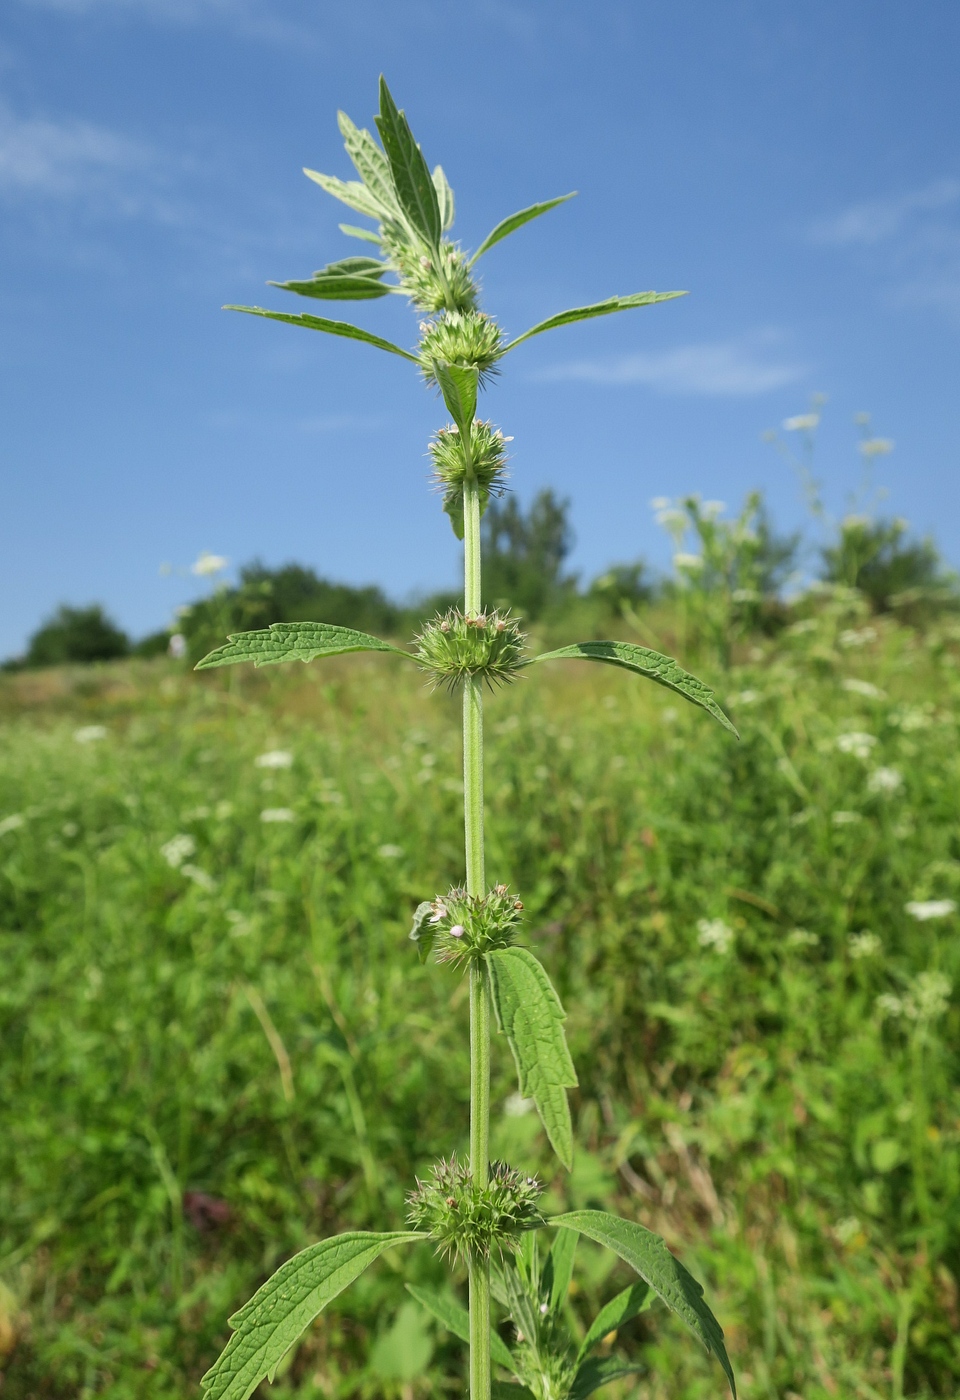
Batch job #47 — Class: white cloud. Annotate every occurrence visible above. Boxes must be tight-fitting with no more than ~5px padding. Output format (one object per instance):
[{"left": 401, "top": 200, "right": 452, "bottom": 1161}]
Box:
[
  {"left": 0, "top": 106, "right": 152, "bottom": 198},
  {"left": 532, "top": 334, "right": 805, "bottom": 397},
  {"left": 810, "top": 179, "right": 960, "bottom": 246}
]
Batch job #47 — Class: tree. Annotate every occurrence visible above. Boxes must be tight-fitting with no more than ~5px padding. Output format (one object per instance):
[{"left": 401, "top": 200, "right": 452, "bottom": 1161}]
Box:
[
  {"left": 481, "top": 488, "right": 577, "bottom": 620},
  {"left": 24, "top": 605, "right": 129, "bottom": 667}
]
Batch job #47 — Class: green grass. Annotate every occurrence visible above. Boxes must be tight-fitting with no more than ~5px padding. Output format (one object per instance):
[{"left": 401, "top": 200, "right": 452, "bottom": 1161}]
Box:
[{"left": 2, "top": 597, "right": 959, "bottom": 1399}]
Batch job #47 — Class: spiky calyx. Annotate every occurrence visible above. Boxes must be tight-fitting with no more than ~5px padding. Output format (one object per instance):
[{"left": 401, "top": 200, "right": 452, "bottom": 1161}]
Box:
[
  {"left": 407, "top": 1157, "right": 543, "bottom": 1261},
  {"left": 410, "top": 883, "right": 524, "bottom": 966},
  {"left": 415, "top": 609, "right": 526, "bottom": 690},
  {"left": 382, "top": 231, "right": 478, "bottom": 313},
  {"left": 419, "top": 311, "right": 504, "bottom": 386},
  {"left": 430, "top": 419, "right": 511, "bottom": 494}
]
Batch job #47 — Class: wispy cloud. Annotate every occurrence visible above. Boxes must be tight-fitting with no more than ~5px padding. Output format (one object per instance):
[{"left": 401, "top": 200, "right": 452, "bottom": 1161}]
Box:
[
  {"left": 17, "top": 0, "right": 327, "bottom": 48},
  {"left": 0, "top": 105, "right": 153, "bottom": 198},
  {"left": 811, "top": 179, "right": 960, "bottom": 247},
  {"left": 533, "top": 334, "right": 805, "bottom": 397}
]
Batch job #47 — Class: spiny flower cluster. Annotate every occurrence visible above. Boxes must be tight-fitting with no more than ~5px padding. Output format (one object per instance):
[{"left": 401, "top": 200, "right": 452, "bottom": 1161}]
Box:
[
  {"left": 430, "top": 419, "right": 511, "bottom": 495},
  {"left": 419, "top": 311, "right": 504, "bottom": 386},
  {"left": 407, "top": 1157, "right": 542, "bottom": 1261},
  {"left": 410, "top": 883, "right": 524, "bottom": 966},
  {"left": 415, "top": 609, "right": 526, "bottom": 690},
  {"left": 382, "top": 230, "right": 478, "bottom": 313}
]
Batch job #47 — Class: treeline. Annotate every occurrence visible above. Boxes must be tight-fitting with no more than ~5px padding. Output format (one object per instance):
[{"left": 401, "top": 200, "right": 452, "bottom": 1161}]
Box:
[{"left": 6, "top": 488, "right": 957, "bottom": 670}]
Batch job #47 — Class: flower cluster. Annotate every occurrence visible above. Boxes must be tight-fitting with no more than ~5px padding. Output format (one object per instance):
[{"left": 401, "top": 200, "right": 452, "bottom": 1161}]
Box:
[
  {"left": 430, "top": 418, "right": 510, "bottom": 495},
  {"left": 407, "top": 1157, "right": 542, "bottom": 1261},
  {"left": 419, "top": 310, "right": 504, "bottom": 386},
  {"left": 415, "top": 609, "right": 526, "bottom": 690},
  {"left": 382, "top": 231, "right": 477, "bottom": 313},
  {"left": 410, "top": 883, "right": 524, "bottom": 966}
]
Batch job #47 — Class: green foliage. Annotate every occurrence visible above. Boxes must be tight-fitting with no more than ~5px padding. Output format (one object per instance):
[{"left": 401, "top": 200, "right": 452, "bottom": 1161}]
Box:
[
  {"left": 469, "top": 193, "right": 577, "bottom": 265},
  {"left": 222, "top": 305, "right": 421, "bottom": 360},
  {"left": 406, "top": 1283, "right": 516, "bottom": 1369},
  {"left": 374, "top": 76, "right": 442, "bottom": 251},
  {"left": 488, "top": 948, "right": 578, "bottom": 1171},
  {"left": 196, "top": 622, "right": 410, "bottom": 671},
  {"left": 200, "top": 1231, "right": 422, "bottom": 1400},
  {"left": 575, "top": 1281, "right": 653, "bottom": 1364},
  {"left": 406, "top": 1158, "right": 542, "bottom": 1262},
  {"left": 482, "top": 489, "right": 577, "bottom": 620},
  {"left": 411, "top": 883, "right": 525, "bottom": 967},
  {"left": 415, "top": 610, "right": 526, "bottom": 689},
  {"left": 532, "top": 640, "right": 738, "bottom": 736},
  {"left": 22, "top": 603, "right": 130, "bottom": 668},
  {"left": 821, "top": 514, "right": 954, "bottom": 612},
  {"left": 504, "top": 292, "right": 687, "bottom": 352}
]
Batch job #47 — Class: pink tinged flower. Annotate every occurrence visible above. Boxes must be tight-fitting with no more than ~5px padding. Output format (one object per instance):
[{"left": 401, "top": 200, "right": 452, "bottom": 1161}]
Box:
[{"left": 449, "top": 925, "right": 465, "bottom": 938}]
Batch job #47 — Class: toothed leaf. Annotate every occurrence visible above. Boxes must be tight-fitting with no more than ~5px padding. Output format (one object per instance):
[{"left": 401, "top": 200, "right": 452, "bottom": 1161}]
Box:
[
  {"left": 223, "top": 305, "right": 420, "bottom": 363},
  {"left": 303, "top": 169, "right": 385, "bottom": 219},
  {"left": 432, "top": 361, "right": 478, "bottom": 434},
  {"left": 504, "top": 292, "right": 687, "bottom": 351},
  {"left": 375, "top": 76, "right": 441, "bottom": 248},
  {"left": 195, "top": 622, "right": 413, "bottom": 671},
  {"left": 339, "top": 222, "right": 382, "bottom": 244},
  {"left": 487, "top": 947, "right": 578, "bottom": 1170},
  {"left": 337, "top": 110, "right": 399, "bottom": 215},
  {"left": 270, "top": 273, "right": 392, "bottom": 301},
  {"left": 470, "top": 193, "right": 576, "bottom": 264},
  {"left": 576, "top": 1281, "right": 653, "bottom": 1364},
  {"left": 200, "top": 1231, "right": 423, "bottom": 1400},
  {"left": 542, "top": 1227, "right": 578, "bottom": 1314},
  {"left": 549, "top": 1211, "right": 735, "bottom": 1397},
  {"left": 531, "top": 641, "right": 738, "bottom": 736}
]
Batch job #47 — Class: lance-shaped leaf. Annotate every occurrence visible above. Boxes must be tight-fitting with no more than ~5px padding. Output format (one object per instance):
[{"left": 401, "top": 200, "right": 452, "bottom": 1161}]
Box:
[
  {"left": 504, "top": 291, "right": 687, "bottom": 352},
  {"left": 487, "top": 947, "right": 578, "bottom": 1170},
  {"left": 222, "top": 306, "right": 421, "bottom": 363},
  {"left": 541, "top": 1227, "right": 578, "bottom": 1315},
  {"left": 409, "top": 901, "right": 437, "bottom": 964},
  {"left": 469, "top": 193, "right": 576, "bottom": 266},
  {"left": 530, "top": 641, "right": 738, "bottom": 737},
  {"left": 433, "top": 165, "right": 455, "bottom": 230},
  {"left": 195, "top": 622, "right": 414, "bottom": 671},
  {"left": 405, "top": 1285, "right": 516, "bottom": 1370},
  {"left": 569, "top": 1357, "right": 646, "bottom": 1400},
  {"left": 576, "top": 1280, "right": 652, "bottom": 1364},
  {"left": 303, "top": 169, "right": 385, "bottom": 220},
  {"left": 201, "top": 1231, "right": 424, "bottom": 1400},
  {"left": 432, "top": 361, "right": 479, "bottom": 434},
  {"left": 549, "top": 1212, "right": 735, "bottom": 1397},
  {"left": 338, "top": 110, "right": 399, "bottom": 216},
  {"left": 340, "top": 222, "right": 382, "bottom": 244},
  {"left": 270, "top": 272, "right": 393, "bottom": 301},
  {"left": 375, "top": 76, "right": 441, "bottom": 249}
]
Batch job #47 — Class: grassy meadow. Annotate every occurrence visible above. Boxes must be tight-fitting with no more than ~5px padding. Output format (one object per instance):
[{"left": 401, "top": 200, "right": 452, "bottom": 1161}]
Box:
[{"left": 2, "top": 592, "right": 959, "bottom": 1399}]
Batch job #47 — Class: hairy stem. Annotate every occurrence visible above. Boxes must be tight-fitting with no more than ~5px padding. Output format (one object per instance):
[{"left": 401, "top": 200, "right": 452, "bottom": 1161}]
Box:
[{"left": 463, "top": 473, "right": 491, "bottom": 1400}]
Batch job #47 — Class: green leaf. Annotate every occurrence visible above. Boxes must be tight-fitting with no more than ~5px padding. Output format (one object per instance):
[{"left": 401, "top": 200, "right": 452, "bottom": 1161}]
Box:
[
  {"left": 503, "top": 291, "right": 687, "bottom": 351},
  {"left": 492, "top": 1385, "right": 537, "bottom": 1400},
  {"left": 303, "top": 169, "right": 385, "bottom": 219},
  {"left": 375, "top": 76, "right": 441, "bottom": 249},
  {"left": 576, "top": 1281, "right": 652, "bottom": 1364},
  {"left": 569, "top": 1358, "right": 646, "bottom": 1400},
  {"left": 340, "top": 222, "right": 382, "bottom": 244},
  {"left": 222, "top": 306, "right": 421, "bottom": 363},
  {"left": 486, "top": 947, "right": 578, "bottom": 1170},
  {"left": 432, "top": 361, "right": 478, "bottom": 434},
  {"left": 269, "top": 274, "right": 393, "bottom": 301},
  {"left": 195, "top": 622, "right": 413, "bottom": 671},
  {"left": 549, "top": 1211, "right": 735, "bottom": 1397},
  {"left": 337, "top": 110, "right": 399, "bottom": 216},
  {"left": 530, "top": 641, "right": 738, "bottom": 737},
  {"left": 542, "top": 1227, "right": 578, "bottom": 1314},
  {"left": 313, "top": 256, "right": 389, "bottom": 277},
  {"left": 408, "top": 901, "right": 436, "bottom": 964},
  {"left": 469, "top": 193, "right": 576, "bottom": 265},
  {"left": 200, "top": 1231, "right": 423, "bottom": 1400},
  {"left": 433, "top": 164, "right": 455, "bottom": 230},
  {"left": 405, "top": 1285, "right": 515, "bottom": 1370}
]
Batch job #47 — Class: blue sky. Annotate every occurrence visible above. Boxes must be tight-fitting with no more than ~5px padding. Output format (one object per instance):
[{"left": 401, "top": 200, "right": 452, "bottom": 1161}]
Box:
[{"left": 2, "top": 0, "right": 959, "bottom": 656}]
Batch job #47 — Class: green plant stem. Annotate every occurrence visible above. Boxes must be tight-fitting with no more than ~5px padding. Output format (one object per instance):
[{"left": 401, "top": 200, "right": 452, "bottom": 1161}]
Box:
[{"left": 463, "top": 473, "right": 491, "bottom": 1400}]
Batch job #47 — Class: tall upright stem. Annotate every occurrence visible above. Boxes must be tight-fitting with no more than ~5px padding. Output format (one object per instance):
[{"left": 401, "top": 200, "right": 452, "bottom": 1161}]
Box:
[{"left": 463, "top": 473, "right": 491, "bottom": 1400}]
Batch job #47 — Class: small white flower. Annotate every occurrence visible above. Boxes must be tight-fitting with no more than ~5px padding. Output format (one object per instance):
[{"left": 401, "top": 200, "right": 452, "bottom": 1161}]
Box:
[
  {"left": 876, "top": 993, "right": 904, "bottom": 1018},
  {"left": 783, "top": 413, "right": 820, "bottom": 432},
  {"left": 449, "top": 924, "right": 465, "bottom": 939},
  {"left": 908, "top": 971, "right": 951, "bottom": 1021},
  {"left": 255, "top": 749, "right": 293, "bottom": 769},
  {"left": 859, "top": 437, "right": 894, "bottom": 457},
  {"left": 260, "top": 808, "right": 295, "bottom": 823},
  {"left": 786, "top": 928, "right": 819, "bottom": 948},
  {"left": 674, "top": 552, "right": 704, "bottom": 571},
  {"left": 378, "top": 843, "right": 403, "bottom": 858},
  {"left": 702, "top": 499, "right": 726, "bottom": 519},
  {"left": 504, "top": 1093, "right": 535, "bottom": 1117},
  {"left": 655, "top": 508, "right": 687, "bottom": 531},
  {"left": 181, "top": 863, "right": 216, "bottom": 891},
  {"left": 832, "top": 810, "right": 862, "bottom": 825},
  {"left": 905, "top": 899, "right": 956, "bottom": 922},
  {"left": 730, "top": 689, "right": 761, "bottom": 706},
  {"left": 650, "top": 496, "right": 671, "bottom": 510},
  {"left": 191, "top": 551, "right": 228, "bottom": 577},
  {"left": 836, "top": 731, "right": 877, "bottom": 759},
  {"left": 74, "top": 725, "right": 107, "bottom": 744},
  {"left": 0, "top": 813, "right": 25, "bottom": 836},
  {"left": 168, "top": 633, "right": 187, "bottom": 659},
  {"left": 161, "top": 834, "right": 196, "bottom": 868},
  {"left": 838, "top": 627, "right": 877, "bottom": 648},
  {"left": 697, "top": 917, "right": 734, "bottom": 954},
  {"left": 849, "top": 932, "right": 881, "bottom": 959},
  {"left": 868, "top": 766, "right": 903, "bottom": 795},
  {"left": 842, "top": 678, "right": 885, "bottom": 699}
]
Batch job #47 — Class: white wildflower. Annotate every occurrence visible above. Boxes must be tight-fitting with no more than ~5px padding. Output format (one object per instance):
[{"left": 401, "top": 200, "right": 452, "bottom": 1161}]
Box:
[
  {"left": 842, "top": 678, "right": 885, "bottom": 699},
  {"left": 786, "top": 928, "right": 819, "bottom": 948},
  {"left": 702, "top": 499, "right": 727, "bottom": 519},
  {"left": 697, "top": 918, "right": 734, "bottom": 954},
  {"left": 838, "top": 627, "right": 877, "bottom": 648},
  {"left": 868, "top": 766, "right": 903, "bottom": 795},
  {"left": 905, "top": 899, "right": 956, "bottom": 922},
  {"left": 674, "top": 552, "right": 704, "bottom": 571},
  {"left": 74, "top": 725, "right": 107, "bottom": 744},
  {"left": 832, "top": 810, "right": 862, "bottom": 825},
  {"left": 908, "top": 971, "right": 951, "bottom": 1021},
  {"left": 191, "top": 551, "right": 228, "bottom": 577},
  {"left": 0, "top": 813, "right": 25, "bottom": 836},
  {"left": 836, "top": 731, "right": 877, "bottom": 759},
  {"left": 181, "top": 863, "right": 216, "bottom": 891},
  {"left": 378, "top": 843, "right": 403, "bottom": 858},
  {"left": 876, "top": 992, "right": 904, "bottom": 1018},
  {"left": 849, "top": 931, "right": 881, "bottom": 959},
  {"left": 504, "top": 1093, "right": 535, "bottom": 1117},
  {"left": 783, "top": 413, "right": 820, "bottom": 432},
  {"left": 859, "top": 437, "right": 894, "bottom": 457},
  {"left": 255, "top": 750, "right": 293, "bottom": 769},
  {"left": 655, "top": 508, "right": 687, "bottom": 531},
  {"left": 161, "top": 834, "right": 196, "bottom": 868},
  {"left": 650, "top": 496, "right": 671, "bottom": 510},
  {"left": 260, "top": 808, "right": 295, "bottom": 823},
  {"left": 168, "top": 633, "right": 187, "bottom": 659}
]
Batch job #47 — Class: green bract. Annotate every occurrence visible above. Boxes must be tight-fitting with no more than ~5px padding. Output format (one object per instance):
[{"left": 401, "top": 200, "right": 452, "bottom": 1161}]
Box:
[{"left": 201, "top": 74, "right": 736, "bottom": 1400}]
